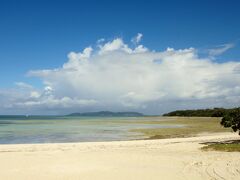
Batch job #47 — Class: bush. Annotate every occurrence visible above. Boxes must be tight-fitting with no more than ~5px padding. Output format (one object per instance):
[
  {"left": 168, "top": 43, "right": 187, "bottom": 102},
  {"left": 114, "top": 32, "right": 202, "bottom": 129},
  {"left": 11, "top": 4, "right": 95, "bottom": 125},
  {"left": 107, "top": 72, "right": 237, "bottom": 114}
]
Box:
[{"left": 221, "top": 108, "right": 240, "bottom": 135}]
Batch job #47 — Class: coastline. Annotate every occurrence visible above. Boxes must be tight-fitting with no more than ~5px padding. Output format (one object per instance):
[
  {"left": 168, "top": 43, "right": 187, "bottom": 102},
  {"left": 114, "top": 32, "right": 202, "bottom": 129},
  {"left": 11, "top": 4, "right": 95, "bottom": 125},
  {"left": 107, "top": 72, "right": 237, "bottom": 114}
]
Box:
[{"left": 0, "top": 132, "right": 239, "bottom": 180}]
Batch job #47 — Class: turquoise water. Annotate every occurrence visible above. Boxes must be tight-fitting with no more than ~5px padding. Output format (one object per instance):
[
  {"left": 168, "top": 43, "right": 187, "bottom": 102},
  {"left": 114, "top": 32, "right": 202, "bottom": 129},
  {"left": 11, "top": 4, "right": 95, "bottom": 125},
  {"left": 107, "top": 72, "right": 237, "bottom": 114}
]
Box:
[{"left": 0, "top": 116, "right": 182, "bottom": 144}]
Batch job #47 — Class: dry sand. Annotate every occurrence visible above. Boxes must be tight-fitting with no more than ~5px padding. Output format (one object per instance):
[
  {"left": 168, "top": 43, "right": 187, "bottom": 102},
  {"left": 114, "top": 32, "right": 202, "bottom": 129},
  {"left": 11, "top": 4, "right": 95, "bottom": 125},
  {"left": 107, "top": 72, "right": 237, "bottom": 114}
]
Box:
[{"left": 0, "top": 132, "right": 239, "bottom": 180}]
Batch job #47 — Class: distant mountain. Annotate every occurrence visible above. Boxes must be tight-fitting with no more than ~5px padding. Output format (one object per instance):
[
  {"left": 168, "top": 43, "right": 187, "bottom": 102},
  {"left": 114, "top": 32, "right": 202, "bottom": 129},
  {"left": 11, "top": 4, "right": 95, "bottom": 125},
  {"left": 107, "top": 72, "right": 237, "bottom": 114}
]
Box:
[{"left": 67, "top": 111, "right": 144, "bottom": 117}]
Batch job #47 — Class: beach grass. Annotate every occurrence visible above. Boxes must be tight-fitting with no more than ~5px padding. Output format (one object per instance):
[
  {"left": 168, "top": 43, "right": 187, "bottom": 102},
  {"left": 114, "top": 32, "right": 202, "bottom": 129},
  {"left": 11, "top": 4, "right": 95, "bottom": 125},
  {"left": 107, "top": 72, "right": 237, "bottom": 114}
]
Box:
[
  {"left": 202, "top": 142, "right": 240, "bottom": 152},
  {"left": 130, "top": 117, "right": 231, "bottom": 139}
]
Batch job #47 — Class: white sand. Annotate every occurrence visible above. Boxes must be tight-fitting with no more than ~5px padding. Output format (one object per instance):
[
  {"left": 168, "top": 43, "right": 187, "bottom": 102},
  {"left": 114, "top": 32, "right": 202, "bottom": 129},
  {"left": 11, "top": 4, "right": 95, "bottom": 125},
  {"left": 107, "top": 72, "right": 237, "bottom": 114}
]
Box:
[{"left": 0, "top": 132, "right": 239, "bottom": 180}]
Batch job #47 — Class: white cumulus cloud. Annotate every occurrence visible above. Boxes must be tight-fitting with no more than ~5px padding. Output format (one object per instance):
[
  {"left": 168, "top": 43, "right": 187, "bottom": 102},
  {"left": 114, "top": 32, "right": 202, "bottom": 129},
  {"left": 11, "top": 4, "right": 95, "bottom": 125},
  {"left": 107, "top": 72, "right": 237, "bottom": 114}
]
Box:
[{"left": 0, "top": 34, "right": 239, "bottom": 114}]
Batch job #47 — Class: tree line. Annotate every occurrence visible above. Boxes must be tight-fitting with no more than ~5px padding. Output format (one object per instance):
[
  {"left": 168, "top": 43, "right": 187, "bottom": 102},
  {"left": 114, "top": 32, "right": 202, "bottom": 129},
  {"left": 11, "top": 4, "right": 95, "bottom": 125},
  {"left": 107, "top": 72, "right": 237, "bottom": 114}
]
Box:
[
  {"left": 163, "top": 107, "right": 240, "bottom": 135},
  {"left": 163, "top": 107, "right": 238, "bottom": 117}
]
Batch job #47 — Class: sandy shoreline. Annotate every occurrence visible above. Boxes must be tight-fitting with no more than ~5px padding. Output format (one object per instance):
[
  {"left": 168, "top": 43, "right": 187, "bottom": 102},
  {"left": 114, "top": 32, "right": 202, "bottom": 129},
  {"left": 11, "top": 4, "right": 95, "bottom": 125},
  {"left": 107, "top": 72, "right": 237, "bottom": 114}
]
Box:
[{"left": 0, "top": 132, "right": 239, "bottom": 180}]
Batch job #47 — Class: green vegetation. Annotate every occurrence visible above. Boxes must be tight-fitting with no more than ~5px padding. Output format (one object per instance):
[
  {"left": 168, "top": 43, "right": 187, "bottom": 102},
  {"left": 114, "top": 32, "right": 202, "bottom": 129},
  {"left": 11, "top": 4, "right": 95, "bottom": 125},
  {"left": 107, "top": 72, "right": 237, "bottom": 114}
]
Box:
[
  {"left": 131, "top": 117, "right": 231, "bottom": 139},
  {"left": 202, "top": 141, "right": 240, "bottom": 152},
  {"left": 163, "top": 107, "right": 239, "bottom": 117},
  {"left": 221, "top": 108, "right": 240, "bottom": 135}
]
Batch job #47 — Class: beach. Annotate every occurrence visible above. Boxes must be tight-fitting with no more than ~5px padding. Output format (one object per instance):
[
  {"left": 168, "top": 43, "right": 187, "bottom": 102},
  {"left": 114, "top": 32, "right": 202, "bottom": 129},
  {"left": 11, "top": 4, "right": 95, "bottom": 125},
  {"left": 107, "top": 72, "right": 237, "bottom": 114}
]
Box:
[
  {"left": 0, "top": 132, "right": 239, "bottom": 180},
  {"left": 1, "top": 1, "right": 239, "bottom": 179}
]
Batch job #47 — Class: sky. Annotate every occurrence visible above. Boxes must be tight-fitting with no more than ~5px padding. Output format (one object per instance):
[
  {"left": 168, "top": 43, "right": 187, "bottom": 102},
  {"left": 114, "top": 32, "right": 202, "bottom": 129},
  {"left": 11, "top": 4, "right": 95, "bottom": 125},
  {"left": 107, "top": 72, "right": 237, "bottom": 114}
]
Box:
[{"left": 0, "top": 0, "right": 240, "bottom": 115}]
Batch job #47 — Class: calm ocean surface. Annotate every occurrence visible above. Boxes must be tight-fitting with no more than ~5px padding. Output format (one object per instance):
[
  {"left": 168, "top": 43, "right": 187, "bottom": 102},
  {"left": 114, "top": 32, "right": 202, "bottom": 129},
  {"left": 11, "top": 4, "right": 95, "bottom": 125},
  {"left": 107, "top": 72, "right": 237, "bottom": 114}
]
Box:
[{"left": 0, "top": 116, "right": 182, "bottom": 144}]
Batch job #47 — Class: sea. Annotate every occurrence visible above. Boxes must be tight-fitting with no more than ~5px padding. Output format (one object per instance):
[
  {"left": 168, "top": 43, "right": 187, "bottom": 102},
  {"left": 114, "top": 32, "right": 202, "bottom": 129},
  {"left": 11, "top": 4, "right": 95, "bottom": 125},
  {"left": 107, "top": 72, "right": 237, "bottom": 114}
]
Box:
[{"left": 0, "top": 116, "right": 182, "bottom": 144}]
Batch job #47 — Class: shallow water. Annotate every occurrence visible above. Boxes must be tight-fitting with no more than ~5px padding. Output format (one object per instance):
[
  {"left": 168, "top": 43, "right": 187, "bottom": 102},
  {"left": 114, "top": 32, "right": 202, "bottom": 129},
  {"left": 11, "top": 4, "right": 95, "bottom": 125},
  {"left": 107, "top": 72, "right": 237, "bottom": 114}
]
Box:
[{"left": 0, "top": 116, "right": 182, "bottom": 144}]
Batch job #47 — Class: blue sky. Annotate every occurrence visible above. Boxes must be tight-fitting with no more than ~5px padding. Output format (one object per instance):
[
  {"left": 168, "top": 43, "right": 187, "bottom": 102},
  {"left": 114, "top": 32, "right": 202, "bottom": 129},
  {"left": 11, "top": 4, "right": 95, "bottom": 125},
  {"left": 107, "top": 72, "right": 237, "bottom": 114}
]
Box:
[{"left": 0, "top": 0, "right": 240, "bottom": 114}]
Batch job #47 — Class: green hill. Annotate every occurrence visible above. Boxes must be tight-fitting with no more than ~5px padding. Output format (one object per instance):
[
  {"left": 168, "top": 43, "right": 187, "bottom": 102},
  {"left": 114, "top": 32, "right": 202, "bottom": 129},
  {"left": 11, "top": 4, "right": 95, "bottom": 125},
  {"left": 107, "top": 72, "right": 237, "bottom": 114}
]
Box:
[{"left": 67, "top": 111, "right": 144, "bottom": 117}]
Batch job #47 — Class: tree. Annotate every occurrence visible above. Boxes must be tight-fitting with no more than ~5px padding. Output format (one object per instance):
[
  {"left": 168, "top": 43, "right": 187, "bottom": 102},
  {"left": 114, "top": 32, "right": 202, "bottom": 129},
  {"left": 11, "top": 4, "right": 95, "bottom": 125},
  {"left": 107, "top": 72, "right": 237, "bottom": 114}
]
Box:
[
  {"left": 211, "top": 108, "right": 225, "bottom": 117},
  {"left": 221, "top": 108, "right": 240, "bottom": 135}
]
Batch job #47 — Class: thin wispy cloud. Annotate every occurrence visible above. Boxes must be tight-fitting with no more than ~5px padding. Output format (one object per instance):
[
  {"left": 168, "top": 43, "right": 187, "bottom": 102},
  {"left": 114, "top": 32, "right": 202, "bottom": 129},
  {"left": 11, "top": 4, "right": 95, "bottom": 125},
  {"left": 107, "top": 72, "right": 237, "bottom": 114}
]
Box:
[
  {"left": 131, "top": 33, "right": 143, "bottom": 45},
  {"left": 208, "top": 43, "right": 235, "bottom": 57},
  {"left": 15, "top": 82, "right": 33, "bottom": 89}
]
